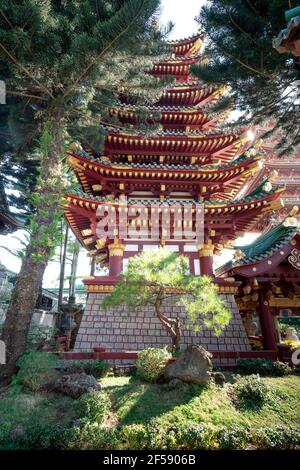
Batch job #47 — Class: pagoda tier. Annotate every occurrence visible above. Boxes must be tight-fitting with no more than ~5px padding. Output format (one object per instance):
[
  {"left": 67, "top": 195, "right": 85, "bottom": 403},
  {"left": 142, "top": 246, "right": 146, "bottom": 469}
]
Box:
[
  {"left": 68, "top": 151, "right": 262, "bottom": 201},
  {"left": 104, "top": 129, "right": 250, "bottom": 163},
  {"left": 168, "top": 34, "right": 203, "bottom": 57},
  {"left": 156, "top": 82, "right": 225, "bottom": 107},
  {"left": 110, "top": 105, "right": 222, "bottom": 131},
  {"left": 148, "top": 55, "right": 206, "bottom": 79},
  {"left": 64, "top": 180, "right": 284, "bottom": 270}
]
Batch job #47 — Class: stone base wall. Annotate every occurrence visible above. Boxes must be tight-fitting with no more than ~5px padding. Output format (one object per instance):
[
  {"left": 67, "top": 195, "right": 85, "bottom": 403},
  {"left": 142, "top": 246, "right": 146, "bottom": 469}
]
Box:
[{"left": 74, "top": 293, "right": 251, "bottom": 361}]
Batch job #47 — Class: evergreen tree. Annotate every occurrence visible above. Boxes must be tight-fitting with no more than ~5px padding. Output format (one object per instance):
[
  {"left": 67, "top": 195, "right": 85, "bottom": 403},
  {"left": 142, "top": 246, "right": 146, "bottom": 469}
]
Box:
[
  {"left": 0, "top": 0, "right": 167, "bottom": 381},
  {"left": 0, "top": 102, "right": 38, "bottom": 215},
  {"left": 191, "top": 0, "right": 300, "bottom": 154}
]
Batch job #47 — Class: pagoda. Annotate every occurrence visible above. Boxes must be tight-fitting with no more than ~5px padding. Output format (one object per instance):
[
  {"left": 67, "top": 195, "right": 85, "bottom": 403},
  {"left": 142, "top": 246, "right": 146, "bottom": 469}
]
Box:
[
  {"left": 243, "top": 120, "right": 300, "bottom": 231},
  {"left": 65, "top": 34, "right": 285, "bottom": 358}
]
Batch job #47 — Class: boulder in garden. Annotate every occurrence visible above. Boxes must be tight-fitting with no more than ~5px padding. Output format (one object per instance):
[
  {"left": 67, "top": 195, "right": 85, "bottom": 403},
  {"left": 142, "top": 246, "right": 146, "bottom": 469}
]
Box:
[{"left": 165, "top": 344, "right": 212, "bottom": 386}]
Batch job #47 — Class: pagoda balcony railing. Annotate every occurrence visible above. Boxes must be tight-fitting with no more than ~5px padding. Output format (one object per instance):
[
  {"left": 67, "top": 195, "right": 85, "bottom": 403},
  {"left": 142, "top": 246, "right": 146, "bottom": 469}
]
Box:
[
  {"left": 276, "top": 178, "right": 300, "bottom": 183},
  {"left": 282, "top": 196, "right": 300, "bottom": 202}
]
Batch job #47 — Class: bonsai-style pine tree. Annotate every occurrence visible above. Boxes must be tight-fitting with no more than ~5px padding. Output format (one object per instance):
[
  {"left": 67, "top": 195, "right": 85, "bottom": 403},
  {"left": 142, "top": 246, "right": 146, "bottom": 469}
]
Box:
[
  {"left": 0, "top": 0, "right": 167, "bottom": 381},
  {"left": 103, "top": 248, "right": 231, "bottom": 353},
  {"left": 191, "top": 0, "right": 300, "bottom": 153}
]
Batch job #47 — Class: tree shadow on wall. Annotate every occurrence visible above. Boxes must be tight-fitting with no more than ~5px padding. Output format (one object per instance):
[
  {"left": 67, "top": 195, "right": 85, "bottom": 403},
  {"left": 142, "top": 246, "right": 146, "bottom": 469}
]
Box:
[{"left": 105, "top": 376, "right": 207, "bottom": 425}]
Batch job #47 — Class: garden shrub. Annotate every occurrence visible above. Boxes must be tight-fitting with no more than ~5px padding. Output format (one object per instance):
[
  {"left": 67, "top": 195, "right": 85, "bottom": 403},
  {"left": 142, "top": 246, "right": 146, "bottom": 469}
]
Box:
[
  {"left": 121, "top": 424, "right": 151, "bottom": 450},
  {"left": 120, "top": 422, "right": 217, "bottom": 450},
  {"left": 217, "top": 424, "right": 250, "bottom": 450},
  {"left": 26, "top": 323, "right": 53, "bottom": 351},
  {"left": 136, "top": 348, "right": 171, "bottom": 382},
  {"left": 253, "top": 426, "right": 300, "bottom": 450},
  {"left": 78, "top": 390, "right": 111, "bottom": 424},
  {"left": 236, "top": 358, "right": 292, "bottom": 376},
  {"left": 176, "top": 423, "right": 217, "bottom": 450},
  {"left": 233, "top": 374, "right": 272, "bottom": 408},
  {"left": 69, "top": 425, "right": 120, "bottom": 450},
  {"left": 15, "top": 352, "right": 58, "bottom": 391},
  {"left": 0, "top": 422, "right": 75, "bottom": 450},
  {"left": 59, "top": 359, "right": 110, "bottom": 378}
]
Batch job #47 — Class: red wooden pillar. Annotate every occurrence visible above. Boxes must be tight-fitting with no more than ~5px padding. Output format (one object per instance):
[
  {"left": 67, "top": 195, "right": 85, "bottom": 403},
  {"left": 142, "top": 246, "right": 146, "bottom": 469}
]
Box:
[
  {"left": 108, "top": 241, "right": 125, "bottom": 277},
  {"left": 199, "top": 241, "right": 214, "bottom": 276},
  {"left": 258, "top": 290, "right": 277, "bottom": 350}
]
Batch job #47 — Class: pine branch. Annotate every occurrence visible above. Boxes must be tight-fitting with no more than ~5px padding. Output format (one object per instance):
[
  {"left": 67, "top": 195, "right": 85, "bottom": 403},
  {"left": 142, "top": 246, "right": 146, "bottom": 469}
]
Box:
[
  {"left": 0, "top": 42, "right": 54, "bottom": 99},
  {"left": 0, "top": 245, "right": 22, "bottom": 259},
  {"left": 0, "top": 8, "right": 12, "bottom": 28},
  {"left": 245, "top": 0, "right": 260, "bottom": 17},
  {"left": 229, "top": 14, "right": 258, "bottom": 46},
  {"left": 63, "top": 0, "right": 148, "bottom": 99},
  {"left": 7, "top": 90, "right": 48, "bottom": 101},
  {"left": 205, "top": 30, "right": 273, "bottom": 79}
]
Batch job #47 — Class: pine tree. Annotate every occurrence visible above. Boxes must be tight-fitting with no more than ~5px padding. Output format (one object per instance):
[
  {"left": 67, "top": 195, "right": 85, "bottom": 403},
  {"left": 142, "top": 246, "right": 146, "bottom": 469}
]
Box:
[
  {"left": 0, "top": 0, "right": 166, "bottom": 381},
  {"left": 0, "top": 101, "right": 38, "bottom": 215},
  {"left": 191, "top": 0, "right": 300, "bottom": 154},
  {"left": 103, "top": 249, "right": 231, "bottom": 354}
]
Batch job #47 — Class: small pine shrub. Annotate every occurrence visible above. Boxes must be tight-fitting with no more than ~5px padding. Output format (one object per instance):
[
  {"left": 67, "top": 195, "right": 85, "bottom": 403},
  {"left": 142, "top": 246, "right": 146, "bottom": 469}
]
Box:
[
  {"left": 136, "top": 348, "right": 171, "bottom": 382},
  {"left": 15, "top": 352, "right": 58, "bottom": 391},
  {"left": 78, "top": 390, "right": 110, "bottom": 424},
  {"left": 236, "top": 358, "right": 292, "bottom": 377}
]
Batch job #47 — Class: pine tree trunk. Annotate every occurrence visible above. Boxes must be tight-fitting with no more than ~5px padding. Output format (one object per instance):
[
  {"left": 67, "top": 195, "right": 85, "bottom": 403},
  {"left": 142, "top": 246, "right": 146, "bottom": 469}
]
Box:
[
  {"left": 155, "top": 295, "right": 181, "bottom": 355},
  {"left": 0, "top": 115, "right": 64, "bottom": 382},
  {"left": 171, "top": 318, "right": 181, "bottom": 355}
]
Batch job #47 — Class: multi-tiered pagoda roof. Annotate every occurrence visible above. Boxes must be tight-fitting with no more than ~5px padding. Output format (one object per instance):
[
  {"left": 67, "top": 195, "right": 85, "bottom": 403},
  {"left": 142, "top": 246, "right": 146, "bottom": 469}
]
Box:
[
  {"left": 68, "top": 149, "right": 262, "bottom": 200},
  {"left": 65, "top": 33, "right": 284, "bottom": 273},
  {"left": 110, "top": 104, "right": 224, "bottom": 131}
]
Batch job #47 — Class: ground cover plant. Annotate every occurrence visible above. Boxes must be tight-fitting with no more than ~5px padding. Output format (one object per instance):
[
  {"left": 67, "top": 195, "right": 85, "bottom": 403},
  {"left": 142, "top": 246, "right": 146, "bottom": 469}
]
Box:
[{"left": 1, "top": 370, "right": 299, "bottom": 450}]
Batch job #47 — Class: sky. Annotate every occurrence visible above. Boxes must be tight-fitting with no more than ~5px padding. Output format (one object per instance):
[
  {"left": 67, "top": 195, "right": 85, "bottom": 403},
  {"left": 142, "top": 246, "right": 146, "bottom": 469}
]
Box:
[
  {"left": 160, "top": 0, "right": 205, "bottom": 39},
  {"left": 0, "top": 0, "right": 259, "bottom": 288}
]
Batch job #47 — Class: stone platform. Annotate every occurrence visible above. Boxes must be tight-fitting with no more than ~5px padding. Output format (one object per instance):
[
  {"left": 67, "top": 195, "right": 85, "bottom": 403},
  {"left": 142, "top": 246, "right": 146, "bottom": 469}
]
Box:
[{"left": 74, "top": 292, "right": 251, "bottom": 366}]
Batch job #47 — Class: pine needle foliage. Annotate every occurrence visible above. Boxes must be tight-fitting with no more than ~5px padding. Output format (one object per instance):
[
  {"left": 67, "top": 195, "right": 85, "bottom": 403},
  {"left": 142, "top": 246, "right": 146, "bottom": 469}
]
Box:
[
  {"left": 0, "top": 0, "right": 171, "bottom": 211},
  {"left": 191, "top": 0, "right": 300, "bottom": 154}
]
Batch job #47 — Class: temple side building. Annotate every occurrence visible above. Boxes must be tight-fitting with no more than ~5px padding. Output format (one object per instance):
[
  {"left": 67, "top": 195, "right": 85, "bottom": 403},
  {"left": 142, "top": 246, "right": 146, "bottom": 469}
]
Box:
[{"left": 217, "top": 208, "right": 300, "bottom": 350}]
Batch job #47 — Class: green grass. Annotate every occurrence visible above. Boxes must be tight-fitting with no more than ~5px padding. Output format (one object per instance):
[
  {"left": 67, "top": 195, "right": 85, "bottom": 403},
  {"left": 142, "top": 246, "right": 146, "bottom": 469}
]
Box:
[
  {"left": 101, "top": 375, "right": 300, "bottom": 429},
  {"left": 0, "top": 389, "right": 78, "bottom": 433}
]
